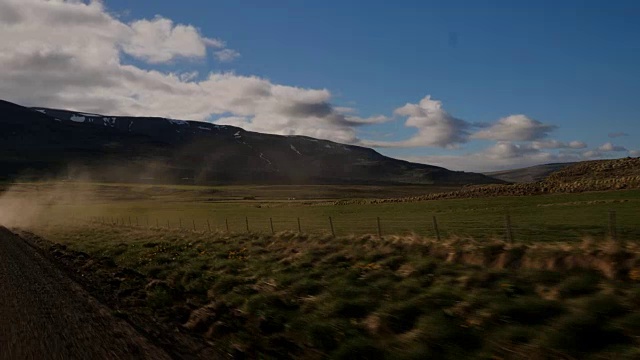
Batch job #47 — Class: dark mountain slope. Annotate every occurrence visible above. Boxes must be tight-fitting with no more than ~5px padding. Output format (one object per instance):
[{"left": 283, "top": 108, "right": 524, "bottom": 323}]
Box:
[{"left": 0, "top": 99, "right": 502, "bottom": 185}]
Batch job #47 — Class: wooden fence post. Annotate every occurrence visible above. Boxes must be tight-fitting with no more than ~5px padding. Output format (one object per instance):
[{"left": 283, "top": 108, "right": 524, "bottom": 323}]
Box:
[
  {"left": 207, "top": 219, "right": 211, "bottom": 232},
  {"left": 608, "top": 210, "right": 618, "bottom": 242},
  {"left": 377, "top": 217, "right": 382, "bottom": 238},
  {"left": 245, "top": 216, "right": 250, "bottom": 233},
  {"left": 128, "top": 216, "right": 132, "bottom": 227},
  {"left": 225, "top": 218, "right": 229, "bottom": 232},
  {"left": 505, "top": 214, "right": 514, "bottom": 243},
  {"left": 270, "top": 217, "right": 275, "bottom": 235},
  {"left": 193, "top": 219, "right": 196, "bottom": 231},
  {"left": 432, "top": 216, "right": 441, "bottom": 241},
  {"left": 179, "top": 218, "right": 183, "bottom": 229},
  {"left": 329, "top": 216, "right": 335, "bottom": 237},
  {"left": 297, "top": 217, "right": 302, "bottom": 233}
]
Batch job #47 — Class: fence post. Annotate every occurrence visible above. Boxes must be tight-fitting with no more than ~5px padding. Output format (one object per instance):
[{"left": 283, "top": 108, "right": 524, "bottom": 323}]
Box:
[
  {"left": 128, "top": 216, "right": 132, "bottom": 227},
  {"left": 329, "top": 216, "right": 335, "bottom": 237},
  {"left": 608, "top": 210, "right": 618, "bottom": 242},
  {"left": 245, "top": 216, "right": 250, "bottom": 233},
  {"left": 505, "top": 214, "right": 514, "bottom": 243},
  {"left": 207, "top": 219, "right": 211, "bottom": 232},
  {"left": 270, "top": 217, "right": 275, "bottom": 235},
  {"left": 179, "top": 218, "right": 183, "bottom": 229},
  {"left": 193, "top": 219, "right": 196, "bottom": 231},
  {"left": 377, "top": 217, "right": 382, "bottom": 238},
  {"left": 297, "top": 217, "right": 302, "bottom": 233},
  {"left": 432, "top": 216, "right": 441, "bottom": 241},
  {"left": 226, "top": 218, "right": 229, "bottom": 232}
]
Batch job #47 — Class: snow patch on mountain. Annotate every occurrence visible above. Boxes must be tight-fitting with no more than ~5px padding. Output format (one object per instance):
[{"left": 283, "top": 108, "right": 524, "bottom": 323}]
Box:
[
  {"left": 70, "top": 115, "right": 85, "bottom": 123},
  {"left": 168, "top": 119, "right": 188, "bottom": 126},
  {"left": 290, "top": 144, "right": 302, "bottom": 155},
  {"left": 259, "top": 153, "right": 272, "bottom": 165},
  {"left": 103, "top": 117, "right": 116, "bottom": 127}
]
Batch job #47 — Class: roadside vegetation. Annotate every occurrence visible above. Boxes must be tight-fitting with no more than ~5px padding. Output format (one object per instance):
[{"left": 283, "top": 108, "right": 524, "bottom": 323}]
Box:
[{"left": 30, "top": 222, "right": 640, "bottom": 359}]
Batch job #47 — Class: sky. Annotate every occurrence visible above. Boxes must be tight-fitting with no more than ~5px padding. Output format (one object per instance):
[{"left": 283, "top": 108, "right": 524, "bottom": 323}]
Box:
[{"left": 0, "top": 0, "right": 638, "bottom": 172}]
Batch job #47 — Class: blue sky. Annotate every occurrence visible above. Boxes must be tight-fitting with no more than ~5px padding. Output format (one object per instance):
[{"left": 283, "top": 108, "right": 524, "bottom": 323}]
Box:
[{"left": 1, "top": 0, "right": 638, "bottom": 171}]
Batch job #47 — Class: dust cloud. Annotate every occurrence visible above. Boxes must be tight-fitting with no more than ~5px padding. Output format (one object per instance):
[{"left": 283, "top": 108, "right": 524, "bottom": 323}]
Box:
[{"left": 0, "top": 175, "right": 99, "bottom": 229}]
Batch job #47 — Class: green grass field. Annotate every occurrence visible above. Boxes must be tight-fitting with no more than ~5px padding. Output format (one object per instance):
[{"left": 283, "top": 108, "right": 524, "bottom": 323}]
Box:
[
  {"left": 4, "top": 182, "right": 639, "bottom": 243},
  {"left": 6, "top": 182, "right": 640, "bottom": 358},
  {"left": 30, "top": 224, "right": 640, "bottom": 359}
]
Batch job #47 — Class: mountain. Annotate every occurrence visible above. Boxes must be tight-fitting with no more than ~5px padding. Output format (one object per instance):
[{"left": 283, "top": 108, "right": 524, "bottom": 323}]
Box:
[
  {"left": 484, "top": 163, "right": 575, "bottom": 183},
  {"left": 0, "top": 99, "right": 502, "bottom": 185}
]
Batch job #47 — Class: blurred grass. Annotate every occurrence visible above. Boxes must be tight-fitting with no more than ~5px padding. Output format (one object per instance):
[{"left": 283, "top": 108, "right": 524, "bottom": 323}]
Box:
[{"left": 29, "top": 225, "right": 640, "bottom": 359}]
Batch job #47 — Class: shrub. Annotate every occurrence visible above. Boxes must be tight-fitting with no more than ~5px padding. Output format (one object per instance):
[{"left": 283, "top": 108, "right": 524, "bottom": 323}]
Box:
[
  {"left": 379, "top": 300, "right": 424, "bottom": 333},
  {"left": 557, "top": 273, "right": 600, "bottom": 298},
  {"left": 330, "top": 337, "right": 386, "bottom": 360},
  {"left": 330, "top": 298, "right": 378, "bottom": 319},
  {"left": 415, "top": 313, "right": 481, "bottom": 358},
  {"left": 147, "top": 287, "right": 173, "bottom": 309},
  {"left": 307, "top": 322, "right": 340, "bottom": 352},
  {"left": 542, "top": 314, "right": 629, "bottom": 356},
  {"left": 581, "top": 294, "right": 628, "bottom": 320},
  {"left": 493, "top": 296, "right": 565, "bottom": 325}
]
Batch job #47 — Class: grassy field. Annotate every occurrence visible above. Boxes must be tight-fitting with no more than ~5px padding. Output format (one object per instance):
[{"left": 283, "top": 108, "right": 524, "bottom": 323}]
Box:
[
  {"left": 6, "top": 182, "right": 640, "bottom": 358},
  {"left": 30, "top": 224, "right": 640, "bottom": 359},
  {"left": 2, "top": 182, "right": 639, "bottom": 243}
]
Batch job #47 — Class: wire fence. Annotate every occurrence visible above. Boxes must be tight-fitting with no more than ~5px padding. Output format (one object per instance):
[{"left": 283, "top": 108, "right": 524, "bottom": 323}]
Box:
[{"left": 76, "top": 210, "right": 638, "bottom": 244}]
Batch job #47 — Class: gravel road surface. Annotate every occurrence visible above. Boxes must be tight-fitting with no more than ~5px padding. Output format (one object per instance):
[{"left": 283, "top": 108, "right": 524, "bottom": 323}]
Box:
[{"left": 0, "top": 227, "right": 172, "bottom": 360}]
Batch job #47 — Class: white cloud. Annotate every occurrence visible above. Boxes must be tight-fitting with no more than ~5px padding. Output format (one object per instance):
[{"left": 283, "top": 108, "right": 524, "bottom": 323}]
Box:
[
  {"left": 0, "top": 0, "right": 382, "bottom": 144},
  {"left": 123, "top": 16, "right": 225, "bottom": 63},
  {"left": 568, "top": 141, "right": 588, "bottom": 149},
  {"left": 531, "top": 140, "right": 587, "bottom": 149},
  {"left": 472, "top": 114, "right": 556, "bottom": 141},
  {"left": 214, "top": 49, "right": 241, "bottom": 62},
  {"left": 363, "top": 95, "right": 469, "bottom": 148},
  {"left": 485, "top": 142, "right": 539, "bottom": 159},
  {"left": 597, "top": 142, "right": 628, "bottom": 152}
]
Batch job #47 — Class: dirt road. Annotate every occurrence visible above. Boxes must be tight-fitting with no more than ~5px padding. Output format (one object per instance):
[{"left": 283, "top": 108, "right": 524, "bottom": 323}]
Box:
[{"left": 0, "top": 227, "right": 172, "bottom": 360}]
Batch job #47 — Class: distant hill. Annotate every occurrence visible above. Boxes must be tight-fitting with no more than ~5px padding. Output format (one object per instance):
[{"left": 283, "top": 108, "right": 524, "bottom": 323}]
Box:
[
  {"left": 484, "top": 163, "right": 575, "bottom": 183},
  {"left": 334, "top": 157, "right": 640, "bottom": 205},
  {"left": 0, "top": 99, "right": 501, "bottom": 186}
]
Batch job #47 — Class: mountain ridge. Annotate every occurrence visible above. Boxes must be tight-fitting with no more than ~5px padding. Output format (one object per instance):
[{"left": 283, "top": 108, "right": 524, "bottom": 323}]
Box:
[{"left": 0, "top": 99, "right": 501, "bottom": 186}]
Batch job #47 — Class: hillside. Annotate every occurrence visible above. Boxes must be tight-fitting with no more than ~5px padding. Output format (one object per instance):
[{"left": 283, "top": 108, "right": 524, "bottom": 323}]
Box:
[
  {"left": 0, "top": 99, "right": 500, "bottom": 186},
  {"left": 333, "top": 157, "right": 640, "bottom": 204},
  {"left": 484, "top": 163, "right": 574, "bottom": 183}
]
